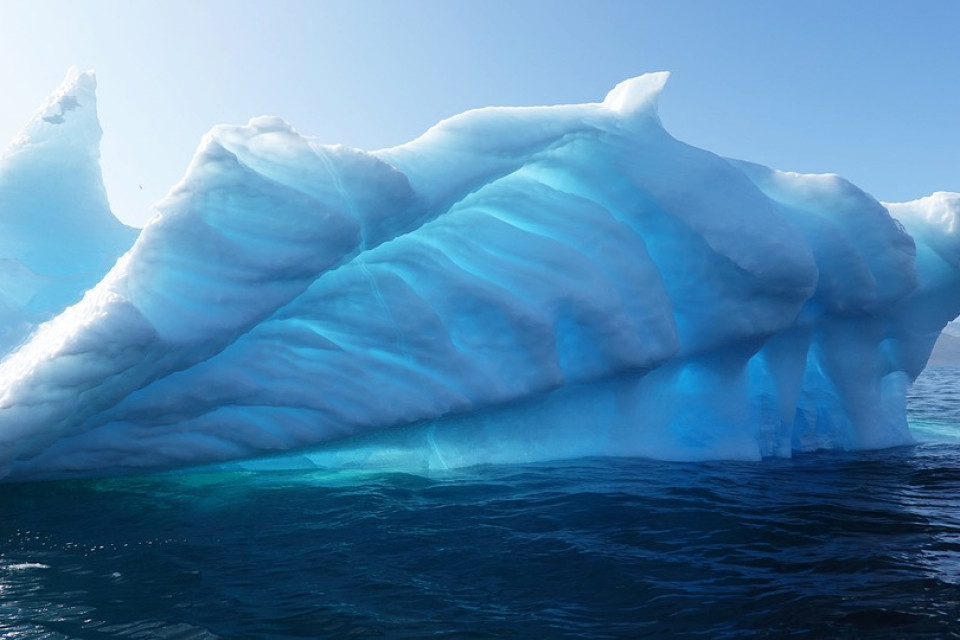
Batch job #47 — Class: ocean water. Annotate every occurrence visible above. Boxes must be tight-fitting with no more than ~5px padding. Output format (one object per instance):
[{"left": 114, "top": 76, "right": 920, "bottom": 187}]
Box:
[{"left": 2, "top": 369, "right": 960, "bottom": 639}]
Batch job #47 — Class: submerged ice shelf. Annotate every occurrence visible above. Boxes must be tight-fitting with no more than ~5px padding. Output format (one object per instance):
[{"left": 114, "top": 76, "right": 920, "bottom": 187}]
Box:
[{"left": 0, "top": 70, "right": 959, "bottom": 481}]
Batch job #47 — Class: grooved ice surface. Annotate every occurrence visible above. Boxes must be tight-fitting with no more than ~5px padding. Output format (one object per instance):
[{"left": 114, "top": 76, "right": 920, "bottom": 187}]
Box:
[{"left": 0, "top": 71, "right": 958, "bottom": 480}]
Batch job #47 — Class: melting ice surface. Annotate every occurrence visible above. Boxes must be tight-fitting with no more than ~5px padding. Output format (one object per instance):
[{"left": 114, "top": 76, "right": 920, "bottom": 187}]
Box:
[{"left": 1, "top": 70, "right": 960, "bottom": 481}]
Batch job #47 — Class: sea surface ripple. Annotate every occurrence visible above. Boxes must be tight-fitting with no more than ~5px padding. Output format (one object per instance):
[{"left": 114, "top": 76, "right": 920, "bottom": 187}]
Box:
[{"left": 1, "top": 368, "right": 960, "bottom": 638}]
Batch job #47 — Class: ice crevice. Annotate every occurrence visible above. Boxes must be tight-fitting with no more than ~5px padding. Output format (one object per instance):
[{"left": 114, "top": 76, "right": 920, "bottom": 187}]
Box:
[{"left": 0, "top": 70, "right": 959, "bottom": 480}]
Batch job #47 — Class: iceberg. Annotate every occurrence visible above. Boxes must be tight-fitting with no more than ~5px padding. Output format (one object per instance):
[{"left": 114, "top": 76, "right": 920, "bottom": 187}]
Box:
[{"left": 0, "top": 70, "right": 958, "bottom": 481}]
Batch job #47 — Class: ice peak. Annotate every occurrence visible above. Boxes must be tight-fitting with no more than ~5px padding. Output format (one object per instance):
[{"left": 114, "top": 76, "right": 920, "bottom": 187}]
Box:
[
  {"left": 4, "top": 68, "right": 101, "bottom": 157},
  {"left": 0, "top": 68, "right": 134, "bottom": 284},
  {"left": 602, "top": 72, "right": 670, "bottom": 120}
]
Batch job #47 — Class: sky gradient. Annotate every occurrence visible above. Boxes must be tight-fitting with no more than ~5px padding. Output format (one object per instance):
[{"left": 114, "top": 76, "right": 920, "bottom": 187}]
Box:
[{"left": 1, "top": 0, "right": 958, "bottom": 227}]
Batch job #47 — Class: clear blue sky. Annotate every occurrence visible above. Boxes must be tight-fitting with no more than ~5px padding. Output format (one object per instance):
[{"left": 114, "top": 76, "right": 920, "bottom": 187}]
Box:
[{"left": 1, "top": 0, "right": 958, "bottom": 227}]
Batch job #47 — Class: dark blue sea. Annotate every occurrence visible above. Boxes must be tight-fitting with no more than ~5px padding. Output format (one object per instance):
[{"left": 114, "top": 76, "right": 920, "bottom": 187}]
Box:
[{"left": 3, "top": 368, "right": 960, "bottom": 639}]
